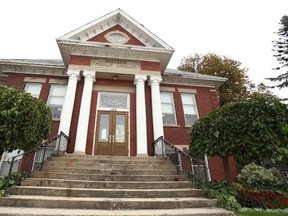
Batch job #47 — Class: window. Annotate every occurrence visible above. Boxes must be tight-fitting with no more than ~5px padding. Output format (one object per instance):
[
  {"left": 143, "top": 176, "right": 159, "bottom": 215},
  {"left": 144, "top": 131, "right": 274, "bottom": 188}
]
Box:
[
  {"left": 25, "top": 83, "right": 42, "bottom": 99},
  {"left": 181, "top": 93, "right": 199, "bottom": 125},
  {"left": 160, "top": 92, "right": 176, "bottom": 125},
  {"left": 98, "top": 92, "right": 128, "bottom": 110},
  {"left": 47, "top": 84, "right": 67, "bottom": 119}
]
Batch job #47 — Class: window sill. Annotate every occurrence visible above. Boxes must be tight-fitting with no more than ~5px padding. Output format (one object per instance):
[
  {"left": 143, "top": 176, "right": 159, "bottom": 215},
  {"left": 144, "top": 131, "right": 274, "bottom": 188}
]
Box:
[
  {"left": 185, "top": 125, "right": 192, "bottom": 128},
  {"left": 52, "top": 118, "right": 60, "bottom": 122},
  {"left": 163, "top": 124, "right": 180, "bottom": 128}
]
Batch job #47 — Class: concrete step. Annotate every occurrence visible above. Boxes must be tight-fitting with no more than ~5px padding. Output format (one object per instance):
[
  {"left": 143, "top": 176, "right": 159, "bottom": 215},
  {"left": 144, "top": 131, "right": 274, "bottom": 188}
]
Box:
[
  {"left": 41, "top": 166, "right": 178, "bottom": 175},
  {"left": 10, "top": 186, "right": 204, "bottom": 198},
  {"left": 44, "top": 160, "right": 174, "bottom": 169},
  {"left": 0, "top": 195, "right": 218, "bottom": 209},
  {"left": 0, "top": 154, "right": 235, "bottom": 215},
  {"left": 31, "top": 171, "right": 187, "bottom": 181},
  {"left": 0, "top": 207, "right": 235, "bottom": 216},
  {"left": 48, "top": 155, "right": 171, "bottom": 165},
  {"left": 51, "top": 154, "right": 167, "bottom": 162},
  {"left": 22, "top": 178, "right": 194, "bottom": 189}
]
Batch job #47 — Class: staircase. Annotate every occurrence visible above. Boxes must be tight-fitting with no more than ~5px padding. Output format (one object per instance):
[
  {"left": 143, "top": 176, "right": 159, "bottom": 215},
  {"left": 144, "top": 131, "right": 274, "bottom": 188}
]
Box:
[{"left": 0, "top": 154, "right": 234, "bottom": 216}]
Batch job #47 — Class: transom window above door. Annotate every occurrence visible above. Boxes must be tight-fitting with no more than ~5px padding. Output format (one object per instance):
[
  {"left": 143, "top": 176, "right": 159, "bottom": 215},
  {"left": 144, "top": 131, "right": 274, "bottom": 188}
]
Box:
[{"left": 98, "top": 92, "right": 129, "bottom": 110}]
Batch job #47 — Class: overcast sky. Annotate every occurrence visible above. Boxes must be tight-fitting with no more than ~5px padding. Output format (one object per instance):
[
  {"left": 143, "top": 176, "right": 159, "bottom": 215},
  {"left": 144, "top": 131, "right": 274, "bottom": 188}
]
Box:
[{"left": 0, "top": 0, "right": 287, "bottom": 98}]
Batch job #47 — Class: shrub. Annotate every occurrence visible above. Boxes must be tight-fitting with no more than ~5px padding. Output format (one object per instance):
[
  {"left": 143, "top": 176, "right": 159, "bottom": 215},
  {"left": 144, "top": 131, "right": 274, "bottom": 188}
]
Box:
[
  {"left": 237, "top": 163, "right": 285, "bottom": 191},
  {"left": 194, "top": 179, "right": 241, "bottom": 212}
]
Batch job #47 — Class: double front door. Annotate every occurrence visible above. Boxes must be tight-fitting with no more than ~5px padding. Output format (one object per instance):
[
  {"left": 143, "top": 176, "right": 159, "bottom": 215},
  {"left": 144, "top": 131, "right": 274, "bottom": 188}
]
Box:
[{"left": 95, "top": 111, "right": 128, "bottom": 156}]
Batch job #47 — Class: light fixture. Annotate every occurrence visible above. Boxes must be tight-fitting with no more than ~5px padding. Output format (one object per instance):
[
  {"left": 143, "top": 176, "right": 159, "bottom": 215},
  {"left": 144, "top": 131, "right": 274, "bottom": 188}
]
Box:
[{"left": 113, "top": 75, "right": 118, "bottom": 80}]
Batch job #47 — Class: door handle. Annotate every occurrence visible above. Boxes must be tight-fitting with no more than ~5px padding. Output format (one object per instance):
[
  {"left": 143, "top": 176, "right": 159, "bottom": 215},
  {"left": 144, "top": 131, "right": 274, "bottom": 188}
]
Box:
[
  {"left": 109, "top": 135, "right": 112, "bottom": 143},
  {"left": 112, "top": 135, "right": 115, "bottom": 143}
]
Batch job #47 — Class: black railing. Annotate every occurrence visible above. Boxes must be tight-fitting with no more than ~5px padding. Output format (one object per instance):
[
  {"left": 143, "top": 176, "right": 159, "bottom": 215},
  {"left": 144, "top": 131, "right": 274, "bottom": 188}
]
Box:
[
  {"left": 153, "top": 136, "right": 210, "bottom": 181},
  {"left": 4, "top": 131, "right": 69, "bottom": 194}
]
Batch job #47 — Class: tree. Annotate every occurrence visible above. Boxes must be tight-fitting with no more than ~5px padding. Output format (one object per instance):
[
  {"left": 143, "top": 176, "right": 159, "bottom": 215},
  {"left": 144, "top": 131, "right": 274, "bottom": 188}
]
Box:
[
  {"left": 178, "top": 53, "right": 252, "bottom": 106},
  {"left": 268, "top": 15, "right": 288, "bottom": 90},
  {"left": 0, "top": 86, "right": 52, "bottom": 152},
  {"left": 189, "top": 94, "right": 288, "bottom": 183}
]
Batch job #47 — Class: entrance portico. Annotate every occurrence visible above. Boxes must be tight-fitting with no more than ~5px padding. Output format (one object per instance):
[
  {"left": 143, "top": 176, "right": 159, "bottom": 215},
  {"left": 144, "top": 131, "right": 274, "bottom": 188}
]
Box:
[{"left": 56, "top": 9, "right": 174, "bottom": 156}]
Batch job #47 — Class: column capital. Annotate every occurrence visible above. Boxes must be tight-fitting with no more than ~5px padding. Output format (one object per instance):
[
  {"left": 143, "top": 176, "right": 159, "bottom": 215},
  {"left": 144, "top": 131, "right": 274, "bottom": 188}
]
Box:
[
  {"left": 134, "top": 74, "right": 147, "bottom": 85},
  {"left": 67, "top": 70, "right": 80, "bottom": 81},
  {"left": 83, "top": 71, "right": 96, "bottom": 82},
  {"left": 149, "top": 75, "right": 162, "bottom": 86}
]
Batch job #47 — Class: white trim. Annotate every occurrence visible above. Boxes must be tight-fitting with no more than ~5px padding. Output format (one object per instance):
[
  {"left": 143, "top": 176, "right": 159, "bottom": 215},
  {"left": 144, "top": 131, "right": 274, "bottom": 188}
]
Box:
[
  {"left": 178, "top": 88, "right": 197, "bottom": 94},
  {"left": 24, "top": 77, "right": 46, "bottom": 83},
  {"left": 105, "top": 30, "right": 130, "bottom": 44}
]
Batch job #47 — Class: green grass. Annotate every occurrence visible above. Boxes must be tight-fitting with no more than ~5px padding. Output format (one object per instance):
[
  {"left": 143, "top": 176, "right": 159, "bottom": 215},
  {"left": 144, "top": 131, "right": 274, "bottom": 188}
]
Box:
[{"left": 237, "top": 209, "right": 288, "bottom": 216}]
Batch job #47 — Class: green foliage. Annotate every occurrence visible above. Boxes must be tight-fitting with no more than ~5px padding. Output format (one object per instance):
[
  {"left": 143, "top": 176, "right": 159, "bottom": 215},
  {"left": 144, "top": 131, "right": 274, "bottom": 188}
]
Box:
[
  {"left": 237, "top": 163, "right": 285, "bottom": 191},
  {"left": 178, "top": 53, "right": 262, "bottom": 106},
  {"left": 268, "top": 15, "right": 288, "bottom": 91},
  {"left": 0, "top": 85, "right": 52, "bottom": 152},
  {"left": 195, "top": 180, "right": 241, "bottom": 212},
  {"left": 190, "top": 94, "right": 288, "bottom": 168},
  {"left": 0, "top": 172, "right": 25, "bottom": 197}
]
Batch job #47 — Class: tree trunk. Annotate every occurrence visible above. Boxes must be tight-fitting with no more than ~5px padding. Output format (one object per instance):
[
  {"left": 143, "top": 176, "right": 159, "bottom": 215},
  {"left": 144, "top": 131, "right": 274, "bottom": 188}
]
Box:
[{"left": 222, "top": 155, "right": 232, "bottom": 184}]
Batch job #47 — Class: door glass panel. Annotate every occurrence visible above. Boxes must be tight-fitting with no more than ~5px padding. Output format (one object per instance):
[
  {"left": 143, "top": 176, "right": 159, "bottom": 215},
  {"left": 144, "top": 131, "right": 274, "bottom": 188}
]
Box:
[
  {"left": 115, "top": 114, "right": 125, "bottom": 143},
  {"left": 98, "top": 114, "right": 110, "bottom": 142}
]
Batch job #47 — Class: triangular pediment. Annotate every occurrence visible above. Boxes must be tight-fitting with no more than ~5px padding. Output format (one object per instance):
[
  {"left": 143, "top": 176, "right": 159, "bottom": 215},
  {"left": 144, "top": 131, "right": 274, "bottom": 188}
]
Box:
[
  {"left": 58, "top": 8, "right": 173, "bottom": 50},
  {"left": 57, "top": 9, "right": 174, "bottom": 72},
  {"left": 87, "top": 24, "right": 145, "bottom": 46}
]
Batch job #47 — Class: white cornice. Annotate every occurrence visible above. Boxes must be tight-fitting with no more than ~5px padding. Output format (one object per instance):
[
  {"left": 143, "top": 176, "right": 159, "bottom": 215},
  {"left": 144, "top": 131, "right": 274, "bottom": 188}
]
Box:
[
  {"left": 57, "top": 40, "right": 173, "bottom": 72},
  {"left": 0, "top": 64, "right": 67, "bottom": 77},
  {"left": 162, "top": 75, "right": 226, "bottom": 89}
]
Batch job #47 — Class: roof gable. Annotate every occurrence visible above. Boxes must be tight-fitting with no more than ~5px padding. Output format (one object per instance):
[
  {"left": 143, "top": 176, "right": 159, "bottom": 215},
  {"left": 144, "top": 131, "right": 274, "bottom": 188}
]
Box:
[{"left": 58, "top": 8, "right": 173, "bottom": 50}]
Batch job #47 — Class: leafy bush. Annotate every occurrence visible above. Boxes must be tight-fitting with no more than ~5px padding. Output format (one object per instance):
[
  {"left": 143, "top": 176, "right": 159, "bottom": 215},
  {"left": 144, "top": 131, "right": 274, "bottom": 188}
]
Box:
[
  {"left": 194, "top": 179, "right": 241, "bottom": 212},
  {"left": 0, "top": 172, "right": 25, "bottom": 197},
  {"left": 0, "top": 85, "right": 52, "bottom": 152},
  {"left": 237, "top": 163, "right": 285, "bottom": 191}
]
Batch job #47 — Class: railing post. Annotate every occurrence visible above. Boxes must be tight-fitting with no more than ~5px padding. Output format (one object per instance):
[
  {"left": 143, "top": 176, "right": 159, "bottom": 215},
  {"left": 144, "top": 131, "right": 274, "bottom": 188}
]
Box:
[
  {"left": 204, "top": 155, "right": 211, "bottom": 181},
  {"left": 190, "top": 158, "right": 195, "bottom": 176},
  {"left": 177, "top": 150, "right": 183, "bottom": 174},
  {"left": 40, "top": 143, "right": 47, "bottom": 171},
  {"left": 161, "top": 137, "right": 164, "bottom": 157},
  {"left": 57, "top": 132, "right": 62, "bottom": 154}
]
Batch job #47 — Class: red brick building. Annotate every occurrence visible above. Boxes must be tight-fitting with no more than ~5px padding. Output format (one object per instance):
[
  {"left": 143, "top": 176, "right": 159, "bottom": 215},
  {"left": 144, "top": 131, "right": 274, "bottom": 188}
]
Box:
[{"left": 0, "top": 9, "right": 236, "bottom": 180}]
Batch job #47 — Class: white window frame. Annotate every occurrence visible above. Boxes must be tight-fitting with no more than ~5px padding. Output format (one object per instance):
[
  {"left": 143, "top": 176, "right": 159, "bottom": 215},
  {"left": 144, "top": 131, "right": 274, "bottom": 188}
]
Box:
[
  {"left": 181, "top": 93, "right": 199, "bottom": 126},
  {"left": 24, "top": 83, "right": 42, "bottom": 99},
  {"left": 160, "top": 92, "right": 177, "bottom": 125},
  {"left": 47, "top": 84, "right": 67, "bottom": 120}
]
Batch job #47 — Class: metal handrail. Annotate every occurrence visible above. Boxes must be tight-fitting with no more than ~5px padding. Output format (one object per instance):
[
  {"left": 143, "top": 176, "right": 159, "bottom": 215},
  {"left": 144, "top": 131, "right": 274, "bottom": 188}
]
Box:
[
  {"left": 153, "top": 136, "right": 210, "bottom": 182},
  {"left": 3, "top": 131, "right": 69, "bottom": 194}
]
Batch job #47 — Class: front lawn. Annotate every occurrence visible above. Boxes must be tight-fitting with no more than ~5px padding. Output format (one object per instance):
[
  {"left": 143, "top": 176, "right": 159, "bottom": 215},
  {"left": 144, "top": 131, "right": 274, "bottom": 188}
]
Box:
[{"left": 237, "top": 209, "right": 288, "bottom": 216}]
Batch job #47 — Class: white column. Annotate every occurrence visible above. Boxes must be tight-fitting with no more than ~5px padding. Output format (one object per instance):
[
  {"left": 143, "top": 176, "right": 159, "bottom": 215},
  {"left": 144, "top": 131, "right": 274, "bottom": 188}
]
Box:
[
  {"left": 134, "top": 74, "right": 148, "bottom": 156},
  {"left": 149, "top": 75, "right": 164, "bottom": 155},
  {"left": 74, "top": 71, "right": 96, "bottom": 154},
  {"left": 58, "top": 70, "right": 80, "bottom": 136}
]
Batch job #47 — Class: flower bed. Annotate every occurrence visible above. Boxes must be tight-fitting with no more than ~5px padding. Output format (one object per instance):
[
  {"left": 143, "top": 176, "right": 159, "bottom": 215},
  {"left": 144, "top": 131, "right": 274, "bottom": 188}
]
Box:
[{"left": 237, "top": 189, "right": 288, "bottom": 209}]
